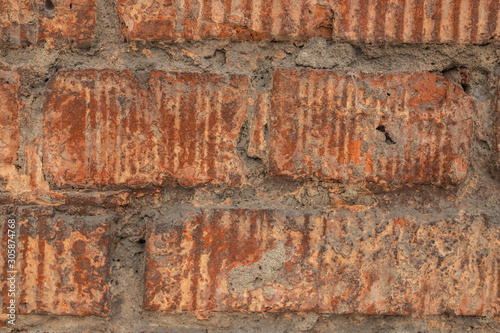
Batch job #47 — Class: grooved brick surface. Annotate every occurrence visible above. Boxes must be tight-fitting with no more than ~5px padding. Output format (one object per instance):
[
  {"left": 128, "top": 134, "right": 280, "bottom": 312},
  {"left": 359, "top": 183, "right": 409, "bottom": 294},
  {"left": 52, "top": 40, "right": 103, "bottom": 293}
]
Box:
[
  {"left": 497, "top": 78, "right": 500, "bottom": 167},
  {"left": 117, "top": 0, "right": 333, "bottom": 41},
  {"left": 0, "top": 77, "right": 20, "bottom": 165},
  {"left": 144, "top": 209, "right": 500, "bottom": 317},
  {"left": 269, "top": 69, "right": 474, "bottom": 186},
  {"left": 332, "top": 0, "right": 499, "bottom": 44},
  {"left": 0, "top": 207, "right": 111, "bottom": 315},
  {"left": 43, "top": 70, "right": 248, "bottom": 188},
  {"left": 248, "top": 92, "right": 269, "bottom": 160},
  {"left": 0, "top": 0, "right": 95, "bottom": 48}
]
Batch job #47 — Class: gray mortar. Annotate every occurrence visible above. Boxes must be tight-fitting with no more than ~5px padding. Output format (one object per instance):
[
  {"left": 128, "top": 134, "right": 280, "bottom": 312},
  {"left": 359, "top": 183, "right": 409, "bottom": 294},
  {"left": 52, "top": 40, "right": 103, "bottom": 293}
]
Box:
[
  {"left": 0, "top": 0, "right": 499, "bottom": 331},
  {"left": 296, "top": 37, "right": 356, "bottom": 69}
]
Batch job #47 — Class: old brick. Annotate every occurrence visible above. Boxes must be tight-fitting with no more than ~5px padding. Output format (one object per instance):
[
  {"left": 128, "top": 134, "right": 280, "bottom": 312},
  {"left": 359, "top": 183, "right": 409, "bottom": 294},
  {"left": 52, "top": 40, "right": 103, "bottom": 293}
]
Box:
[
  {"left": 144, "top": 209, "right": 500, "bottom": 317},
  {"left": 248, "top": 92, "right": 270, "bottom": 160},
  {"left": 0, "top": 0, "right": 95, "bottom": 48},
  {"left": 496, "top": 77, "right": 500, "bottom": 170},
  {"left": 118, "top": 0, "right": 333, "bottom": 41},
  {"left": 269, "top": 69, "right": 474, "bottom": 186},
  {"left": 0, "top": 207, "right": 111, "bottom": 315},
  {"left": 43, "top": 70, "right": 248, "bottom": 188},
  {"left": 0, "top": 69, "right": 53, "bottom": 201},
  {"left": 0, "top": 76, "right": 20, "bottom": 165},
  {"left": 332, "top": 0, "right": 499, "bottom": 44}
]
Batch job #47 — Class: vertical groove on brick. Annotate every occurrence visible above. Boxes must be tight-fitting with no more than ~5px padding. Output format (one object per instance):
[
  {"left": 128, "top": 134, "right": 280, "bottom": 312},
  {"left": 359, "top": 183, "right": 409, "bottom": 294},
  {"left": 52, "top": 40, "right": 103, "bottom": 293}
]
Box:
[
  {"left": 44, "top": 70, "right": 249, "bottom": 188},
  {"left": 145, "top": 209, "right": 500, "bottom": 316},
  {"left": 333, "top": 0, "right": 499, "bottom": 44},
  {"left": 496, "top": 78, "right": 500, "bottom": 168},
  {"left": 0, "top": 78, "right": 20, "bottom": 165},
  {"left": 0, "top": 0, "right": 96, "bottom": 47},
  {"left": 0, "top": 209, "right": 112, "bottom": 316},
  {"left": 269, "top": 69, "right": 474, "bottom": 186},
  {"left": 118, "top": 0, "right": 333, "bottom": 41}
]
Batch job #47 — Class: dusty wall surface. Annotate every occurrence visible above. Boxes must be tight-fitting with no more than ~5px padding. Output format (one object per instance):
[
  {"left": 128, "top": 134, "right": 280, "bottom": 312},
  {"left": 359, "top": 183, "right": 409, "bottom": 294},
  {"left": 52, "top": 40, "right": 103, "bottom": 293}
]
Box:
[{"left": 0, "top": 0, "right": 499, "bottom": 332}]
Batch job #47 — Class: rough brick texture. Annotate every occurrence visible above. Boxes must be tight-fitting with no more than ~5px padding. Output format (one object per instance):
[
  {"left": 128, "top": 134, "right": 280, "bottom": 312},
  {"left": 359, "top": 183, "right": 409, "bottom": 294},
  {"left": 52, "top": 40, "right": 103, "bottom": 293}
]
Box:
[
  {"left": 43, "top": 70, "right": 248, "bottom": 188},
  {"left": 332, "top": 0, "right": 499, "bottom": 44},
  {"left": 0, "top": 74, "right": 20, "bottom": 165},
  {"left": 496, "top": 78, "right": 500, "bottom": 170},
  {"left": 0, "top": 0, "right": 499, "bottom": 331},
  {"left": 0, "top": 207, "right": 111, "bottom": 316},
  {"left": 117, "top": 0, "right": 499, "bottom": 43},
  {"left": 118, "top": 0, "right": 333, "bottom": 41},
  {"left": 144, "top": 209, "right": 499, "bottom": 317},
  {"left": 0, "top": 0, "right": 95, "bottom": 48},
  {"left": 270, "top": 69, "right": 474, "bottom": 186}
]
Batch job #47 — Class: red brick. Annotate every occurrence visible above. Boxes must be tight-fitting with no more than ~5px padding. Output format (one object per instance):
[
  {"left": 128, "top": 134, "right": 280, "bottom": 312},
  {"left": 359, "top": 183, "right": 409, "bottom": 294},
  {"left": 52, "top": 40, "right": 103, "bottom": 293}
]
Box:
[
  {"left": 0, "top": 0, "right": 95, "bottom": 48},
  {"left": 0, "top": 207, "right": 111, "bottom": 316},
  {"left": 117, "top": 0, "right": 333, "bottom": 41},
  {"left": 269, "top": 69, "right": 474, "bottom": 187},
  {"left": 144, "top": 209, "right": 500, "bottom": 317},
  {"left": 248, "top": 92, "right": 270, "bottom": 160},
  {"left": 43, "top": 70, "right": 249, "bottom": 188},
  {"left": 0, "top": 76, "right": 20, "bottom": 165},
  {"left": 332, "top": 0, "right": 499, "bottom": 44},
  {"left": 496, "top": 78, "right": 500, "bottom": 169}
]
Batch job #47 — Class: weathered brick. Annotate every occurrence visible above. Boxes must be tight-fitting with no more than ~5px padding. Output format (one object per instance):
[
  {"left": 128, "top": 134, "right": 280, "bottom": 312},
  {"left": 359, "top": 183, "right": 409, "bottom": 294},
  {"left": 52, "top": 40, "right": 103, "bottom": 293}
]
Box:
[
  {"left": 248, "top": 92, "right": 270, "bottom": 160},
  {"left": 117, "top": 0, "right": 333, "bottom": 41},
  {"left": 0, "top": 76, "right": 20, "bottom": 165},
  {"left": 0, "top": 69, "right": 53, "bottom": 202},
  {"left": 332, "top": 0, "right": 499, "bottom": 44},
  {"left": 496, "top": 77, "right": 500, "bottom": 170},
  {"left": 43, "top": 70, "right": 248, "bottom": 188},
  {"left": 269, "top": 69, "right": 474, "bottom": 186},
  {"left": 0, "top": 0, "right": 95, "bottom": 48},
  {"left": 0, "top": 207, "right": 111, "bottom": 316},
  {"left": 144, "top": 209, "right": 500, "bottom": 317}
]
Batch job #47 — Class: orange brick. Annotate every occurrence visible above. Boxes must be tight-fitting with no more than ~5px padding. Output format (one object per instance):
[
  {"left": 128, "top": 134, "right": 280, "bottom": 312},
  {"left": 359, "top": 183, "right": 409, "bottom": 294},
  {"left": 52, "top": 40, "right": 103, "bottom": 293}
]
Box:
[
  {"left": 118, "top": 0, "right": 333, "bottom": 41},
  {"left": 0, "top": 76, "right": 20, "bottom": 165},
  {"left": 269, "top": 69, "right": 474, "bottom": 186},
  {"left": 332, "top": 0, "right": 499, "bottom": 44},
  {"left": 0, "top": 0, "right": 95, "bottom": 48},
  {"left": 0, "top": 207, "right": 111, "bottom": 316},
  {"left": 248, "top": 92, "right": 270, "bottom": 160},
  {"left": 43, "top": 70, "right": 249, "bottom": 188},
  {"left": 144, "top": 209, "right": 500, "bottom": 317},
  {"left": 496, "top": 78, "right": 500, "bottom": 169}
]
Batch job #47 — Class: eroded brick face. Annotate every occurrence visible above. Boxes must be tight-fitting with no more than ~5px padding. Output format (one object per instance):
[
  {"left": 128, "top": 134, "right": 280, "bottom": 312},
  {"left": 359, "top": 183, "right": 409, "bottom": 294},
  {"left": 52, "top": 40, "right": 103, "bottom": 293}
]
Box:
[
  {"left": 43, "top": 70, "right": 248, "bottom": 188},
  {"left": 0, "top": 0, "right": 95, "bottom": 48},
  {"left": 269, "top": 69, "right": 474, "bottom": 186},
  {"left": 332, "top": 0, "right": 500, "bottom": 44},
  {"left": 117, "top": 0, "right": 499, "bottom": 43},
  {"left": 144, "top": 209, "right": 500, "bottom": 317},
  {"left": 496, "top": 78, "right": 500, "bottom": 169},
  {"left": 0, "top": 77, "right": 20, "bottom": 165},
  {"left": 117, "top": 0, "right": 333, "bottom": 41},
  {"left": 0, "top": 207, "right": 111, "bottom": 315}
]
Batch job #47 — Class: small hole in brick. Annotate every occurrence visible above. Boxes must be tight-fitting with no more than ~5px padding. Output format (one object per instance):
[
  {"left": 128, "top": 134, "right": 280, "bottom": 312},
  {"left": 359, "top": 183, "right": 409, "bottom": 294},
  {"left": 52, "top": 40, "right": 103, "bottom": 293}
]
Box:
[
  {"left": 386, "top": 92, "right": 391, "bottom": 96},
  {"left": 376, "top": 125, "right": 396, "bottom": 145},
  {"left": 138, "top": 239, "right": 146, "bottom": 244},
  {"left": 45, "top": 0, "right": 55, "bottom": 10},
  {"left": 69, "top": 3, "right": 72, "bottom": 9}
]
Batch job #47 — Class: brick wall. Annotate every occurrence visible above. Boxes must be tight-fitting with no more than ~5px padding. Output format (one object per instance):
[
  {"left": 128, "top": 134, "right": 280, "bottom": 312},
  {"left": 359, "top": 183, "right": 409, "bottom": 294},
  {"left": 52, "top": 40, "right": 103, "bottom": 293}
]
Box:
[{"left": 0, "top": 0, "right": 499, "bottom": 332}]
